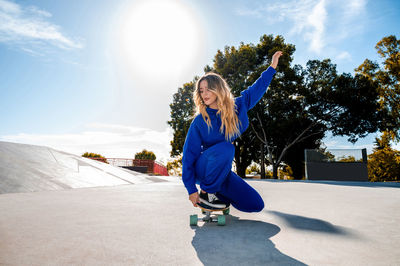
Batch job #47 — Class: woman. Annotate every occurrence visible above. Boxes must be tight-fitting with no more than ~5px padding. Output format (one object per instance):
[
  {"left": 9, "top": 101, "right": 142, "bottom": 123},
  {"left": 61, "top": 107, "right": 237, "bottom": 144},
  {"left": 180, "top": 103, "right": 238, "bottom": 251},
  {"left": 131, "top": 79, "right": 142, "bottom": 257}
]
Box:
[{"left": 182, "top": 51, "right": 283, "bottom": 212}]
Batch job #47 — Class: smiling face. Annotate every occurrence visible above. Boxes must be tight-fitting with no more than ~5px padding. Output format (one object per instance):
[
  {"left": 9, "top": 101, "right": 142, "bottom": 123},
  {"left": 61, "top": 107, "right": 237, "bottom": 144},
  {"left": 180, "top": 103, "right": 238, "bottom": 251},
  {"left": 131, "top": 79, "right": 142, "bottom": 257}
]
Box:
[{"left": 199, "top": 80, "right": 218, "bottom": 109}]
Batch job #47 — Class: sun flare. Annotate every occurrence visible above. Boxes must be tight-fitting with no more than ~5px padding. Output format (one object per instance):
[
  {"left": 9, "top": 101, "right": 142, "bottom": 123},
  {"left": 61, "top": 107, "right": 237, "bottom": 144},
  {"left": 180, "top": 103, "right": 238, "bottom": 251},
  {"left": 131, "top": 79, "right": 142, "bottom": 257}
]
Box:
[{"left": 119, "top": 0, "right": 201, "bottom": 80}]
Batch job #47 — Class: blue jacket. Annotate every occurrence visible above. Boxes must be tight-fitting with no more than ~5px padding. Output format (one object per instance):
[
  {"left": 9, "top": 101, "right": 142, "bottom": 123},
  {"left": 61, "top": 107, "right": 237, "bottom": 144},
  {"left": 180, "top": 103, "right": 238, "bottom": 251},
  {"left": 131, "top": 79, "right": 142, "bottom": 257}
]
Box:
[{"left": 182, "top": 67, "right": 276, "bottom": 195}]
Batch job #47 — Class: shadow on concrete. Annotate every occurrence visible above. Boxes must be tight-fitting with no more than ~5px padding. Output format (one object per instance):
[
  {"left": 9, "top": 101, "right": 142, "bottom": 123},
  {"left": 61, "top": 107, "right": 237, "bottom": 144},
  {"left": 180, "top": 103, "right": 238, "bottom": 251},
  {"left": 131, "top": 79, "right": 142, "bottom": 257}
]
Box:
[
  {"left": 191, "top": 215, "right": 305, "bottom": 265},
  {"left": 302, "top": 180, "right": 400, "bottom": 189},
  {"left": 269, "top": 211, "right": 350, "bottom": 235},
  {"left": 248, "top": 179, "right": 400, "bottom": 189}
]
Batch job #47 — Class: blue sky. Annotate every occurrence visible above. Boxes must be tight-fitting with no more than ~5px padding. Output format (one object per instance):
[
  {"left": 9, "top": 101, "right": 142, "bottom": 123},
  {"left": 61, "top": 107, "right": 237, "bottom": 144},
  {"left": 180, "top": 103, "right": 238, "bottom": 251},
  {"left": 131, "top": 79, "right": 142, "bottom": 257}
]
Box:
[{"left": 0, "top": 0, "right": 399, "bottom": 163}]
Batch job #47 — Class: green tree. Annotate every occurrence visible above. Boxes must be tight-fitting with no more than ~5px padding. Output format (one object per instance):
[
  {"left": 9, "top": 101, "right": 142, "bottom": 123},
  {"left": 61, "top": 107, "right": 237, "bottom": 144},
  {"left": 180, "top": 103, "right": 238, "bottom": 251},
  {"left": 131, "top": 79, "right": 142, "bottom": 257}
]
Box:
[
  {"left": 356, "top": 35, "right": 400, "bottom": 140},
  {"left": 246, "top": 163, "right": 261, "bottom": 175},
  {"left": 251, "top": 58, "right": 383, "bottom": 179},
  {"left": 135, "top": 149, "right": 156, "bottom": 160},
  {"left": 368, "top": 132, "right": 400, "bottom": 182},
  {"left": 167, "top": 156, "right": 182, "bottom": 176},
  {"left": 278, "top": 164, "right": 294, "bottom": 180},
  {"left": 168, "top": 80, "right": 197, "bottom": 157},
  {"left": 337, "top": 156, "right": 357, "bottom": 162}
]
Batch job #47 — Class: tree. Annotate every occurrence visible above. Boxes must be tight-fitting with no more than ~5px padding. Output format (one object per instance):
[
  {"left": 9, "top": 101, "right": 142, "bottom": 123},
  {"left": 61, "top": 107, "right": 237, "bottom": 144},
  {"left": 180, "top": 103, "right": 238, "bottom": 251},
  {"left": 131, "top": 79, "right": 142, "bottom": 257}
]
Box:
[
  {"left": 167, "top": 156, "right": 182, "bottom": 176},
  {"left": 168, "top": 80, "right": 197, "bottom": 157},
  {"left": 356, "top": 35, "right": 400, "bottom": 140},
  {"left": 251, "top": 58, "right": 384, "bottom": 179},
  {"left": 368, "top": 132, "right": 400, "bottom": 182},
  {"left": 135, "top": 149, "right": 156, "bottom": 160}
]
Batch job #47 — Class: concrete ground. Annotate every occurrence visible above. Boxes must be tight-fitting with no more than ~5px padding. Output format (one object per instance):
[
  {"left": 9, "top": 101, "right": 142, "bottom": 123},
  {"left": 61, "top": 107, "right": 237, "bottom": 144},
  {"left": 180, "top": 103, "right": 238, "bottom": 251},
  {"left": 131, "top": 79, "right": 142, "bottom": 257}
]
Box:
[
  {"left": 1, "top": 141, "right": 399, "bottom": 265},
  {"left": 1, "top": 180, "right": 399, "bottom": 265}
]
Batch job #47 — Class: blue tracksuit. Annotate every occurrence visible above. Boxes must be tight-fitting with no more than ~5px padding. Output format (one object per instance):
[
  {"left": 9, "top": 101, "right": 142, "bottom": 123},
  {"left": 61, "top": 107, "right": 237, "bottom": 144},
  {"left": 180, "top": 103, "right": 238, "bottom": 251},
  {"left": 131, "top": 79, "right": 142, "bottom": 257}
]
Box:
[{"left": 182, "top": 66, "right": 276, "bottom": 212}]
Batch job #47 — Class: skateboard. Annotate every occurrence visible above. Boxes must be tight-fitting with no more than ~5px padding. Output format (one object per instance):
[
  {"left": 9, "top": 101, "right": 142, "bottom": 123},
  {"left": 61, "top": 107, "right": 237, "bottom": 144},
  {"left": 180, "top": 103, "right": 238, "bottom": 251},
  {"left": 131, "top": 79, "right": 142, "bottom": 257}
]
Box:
[{"left": 190, "top": 206, "right": 230, "bottom": 226}]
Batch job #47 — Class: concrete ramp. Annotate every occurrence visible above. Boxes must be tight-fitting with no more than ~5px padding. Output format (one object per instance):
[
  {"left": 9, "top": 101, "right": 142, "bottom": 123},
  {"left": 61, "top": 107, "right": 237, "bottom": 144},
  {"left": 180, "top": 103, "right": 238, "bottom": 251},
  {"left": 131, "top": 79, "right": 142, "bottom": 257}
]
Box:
[{"left": 0, "top": 141, "right": 164, "bottom": 194}]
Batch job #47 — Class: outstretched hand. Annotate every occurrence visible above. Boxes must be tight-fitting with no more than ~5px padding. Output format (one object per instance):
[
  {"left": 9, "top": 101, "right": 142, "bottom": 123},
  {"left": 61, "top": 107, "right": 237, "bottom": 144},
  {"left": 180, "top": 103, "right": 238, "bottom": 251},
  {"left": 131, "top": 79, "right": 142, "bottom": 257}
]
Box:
[{"left": 271, "top": 51, "right": 283, "bottom": 69}]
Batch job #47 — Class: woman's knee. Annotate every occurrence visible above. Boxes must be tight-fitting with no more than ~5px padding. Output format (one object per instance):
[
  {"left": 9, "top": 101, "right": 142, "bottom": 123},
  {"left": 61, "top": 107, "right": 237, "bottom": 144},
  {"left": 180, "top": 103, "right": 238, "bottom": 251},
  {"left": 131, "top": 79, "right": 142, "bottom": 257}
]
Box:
[
  {"left": 253, "top": 198, "right": 265, "bottom": 212},
  {"left": 242, "top": 194, "right": 264, "bottom": 212}
]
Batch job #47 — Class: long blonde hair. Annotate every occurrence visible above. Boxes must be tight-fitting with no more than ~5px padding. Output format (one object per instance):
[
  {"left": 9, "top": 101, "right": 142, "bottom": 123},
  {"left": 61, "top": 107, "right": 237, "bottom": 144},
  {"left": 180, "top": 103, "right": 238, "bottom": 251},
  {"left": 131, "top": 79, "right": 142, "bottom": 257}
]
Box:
[{"left": 193, "top": 72, "right": 241, "bottom": 141}]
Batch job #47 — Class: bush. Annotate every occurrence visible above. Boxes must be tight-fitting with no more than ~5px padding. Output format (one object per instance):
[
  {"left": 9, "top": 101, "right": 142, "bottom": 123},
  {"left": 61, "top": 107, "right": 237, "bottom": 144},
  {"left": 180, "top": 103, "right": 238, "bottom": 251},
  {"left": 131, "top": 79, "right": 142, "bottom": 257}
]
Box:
[
  {"left": 167, "top": 156, "right": 182, "bottom": 176},
  {"left": 82, "top": 152, "right": 108, "bottom": 163},
  {"left": 279, "top": 164, "right": 294, "bottom": 180},
  {"left": 135, "top": 149, "right": 156, "bottom": 160},
  {"left": 368, "top": 132, "right": 400, "bottom": 182},
  {"left": 246, "top": 163, "right": 261, "bottom": 175},
  {"left": 368, "top": 147, "right": 400, "bottom": 182}
]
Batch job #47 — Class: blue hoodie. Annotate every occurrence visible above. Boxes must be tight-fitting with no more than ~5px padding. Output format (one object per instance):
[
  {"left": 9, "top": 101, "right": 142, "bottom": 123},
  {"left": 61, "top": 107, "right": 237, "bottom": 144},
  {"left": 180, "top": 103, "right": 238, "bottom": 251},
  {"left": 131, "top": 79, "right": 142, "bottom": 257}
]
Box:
[{"left": 182, "top": 66, "right": 276, "bottom": 195}]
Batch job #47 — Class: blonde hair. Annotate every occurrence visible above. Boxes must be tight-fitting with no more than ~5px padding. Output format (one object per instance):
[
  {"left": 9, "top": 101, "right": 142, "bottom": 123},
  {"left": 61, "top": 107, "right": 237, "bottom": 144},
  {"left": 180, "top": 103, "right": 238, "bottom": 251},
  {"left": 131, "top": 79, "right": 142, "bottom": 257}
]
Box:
[{"left": 193, "top": 72, "right": 241, "bottom": 141}]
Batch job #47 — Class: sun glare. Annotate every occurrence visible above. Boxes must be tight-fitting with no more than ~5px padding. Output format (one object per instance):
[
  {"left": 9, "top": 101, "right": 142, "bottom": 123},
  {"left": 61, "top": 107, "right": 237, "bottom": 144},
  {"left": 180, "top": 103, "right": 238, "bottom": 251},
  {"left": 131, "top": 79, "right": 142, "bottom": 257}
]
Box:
[{"left": 119, "top": 0, "right": 201, "bottom": 80}]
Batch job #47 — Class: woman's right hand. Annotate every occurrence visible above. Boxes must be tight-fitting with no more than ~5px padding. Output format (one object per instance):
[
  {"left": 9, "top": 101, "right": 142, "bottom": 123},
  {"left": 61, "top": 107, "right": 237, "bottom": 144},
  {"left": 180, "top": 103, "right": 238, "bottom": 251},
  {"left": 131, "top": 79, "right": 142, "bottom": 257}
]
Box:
[
  {"left": 189, "top": 191, "right": 200, "bottom": 207},
  {"left": 271, "top": 51, "right": 283, "bottom": 69}
]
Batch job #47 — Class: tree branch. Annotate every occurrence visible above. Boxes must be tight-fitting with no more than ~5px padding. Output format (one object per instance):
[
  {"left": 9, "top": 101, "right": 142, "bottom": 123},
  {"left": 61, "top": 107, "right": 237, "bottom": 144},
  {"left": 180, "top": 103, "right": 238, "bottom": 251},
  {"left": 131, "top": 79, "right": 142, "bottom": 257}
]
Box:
[
  {"left": 276, "top": 121, "right": 318, "bottom": 164},
  {"left": 256, "top": 112, "right": 274, "bottom": 164}
]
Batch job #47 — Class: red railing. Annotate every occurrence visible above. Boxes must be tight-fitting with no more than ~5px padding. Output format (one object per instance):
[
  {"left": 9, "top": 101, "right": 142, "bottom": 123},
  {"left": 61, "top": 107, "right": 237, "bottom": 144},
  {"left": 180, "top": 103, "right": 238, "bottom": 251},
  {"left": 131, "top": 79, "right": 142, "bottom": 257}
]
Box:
[
  {"left": 86, "top": 157, "right": 169, "bottom": 176},
  {"left": 153, "top": 161, "right": 169, "bottom": 176}
]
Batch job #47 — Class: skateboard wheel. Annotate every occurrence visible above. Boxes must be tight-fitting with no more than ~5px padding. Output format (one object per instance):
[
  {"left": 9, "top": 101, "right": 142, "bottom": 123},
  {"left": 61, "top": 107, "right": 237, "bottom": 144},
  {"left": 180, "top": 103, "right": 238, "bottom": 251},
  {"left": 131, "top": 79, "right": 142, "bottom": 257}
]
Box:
[
  {"left": 223, "top": 208, "right": 230, "bottom": 215},
  {"left": 217, "top": 215, "right": 225, "bottom": 226},
  {"left": 190, "top": 214, "right": 198, "bottom": 226}
]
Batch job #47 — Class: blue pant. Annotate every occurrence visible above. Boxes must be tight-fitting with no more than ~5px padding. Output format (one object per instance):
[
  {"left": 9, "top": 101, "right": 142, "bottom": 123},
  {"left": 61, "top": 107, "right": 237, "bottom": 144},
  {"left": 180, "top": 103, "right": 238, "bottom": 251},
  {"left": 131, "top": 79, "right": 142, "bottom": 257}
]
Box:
[{"left": 195, "top": 142, "right": 264, "bottom": 213}]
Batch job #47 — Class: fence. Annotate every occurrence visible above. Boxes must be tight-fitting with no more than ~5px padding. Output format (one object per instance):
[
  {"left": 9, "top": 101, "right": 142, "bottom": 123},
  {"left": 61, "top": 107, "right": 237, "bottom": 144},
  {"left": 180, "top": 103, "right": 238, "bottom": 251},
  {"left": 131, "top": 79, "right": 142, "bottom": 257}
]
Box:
[
  {"left": 304, "top": 148, "right": 368, "bottom": 181},
  {"left": 86, "top": 157, "right": 168, "bottom": 176}
]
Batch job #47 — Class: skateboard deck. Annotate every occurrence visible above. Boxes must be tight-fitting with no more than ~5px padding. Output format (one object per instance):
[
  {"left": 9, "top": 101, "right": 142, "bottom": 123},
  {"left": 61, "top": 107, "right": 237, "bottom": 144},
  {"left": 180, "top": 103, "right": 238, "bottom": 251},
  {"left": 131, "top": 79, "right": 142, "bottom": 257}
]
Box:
[{"left": 190, "top": 206, "right": 230, "bottom": 226}]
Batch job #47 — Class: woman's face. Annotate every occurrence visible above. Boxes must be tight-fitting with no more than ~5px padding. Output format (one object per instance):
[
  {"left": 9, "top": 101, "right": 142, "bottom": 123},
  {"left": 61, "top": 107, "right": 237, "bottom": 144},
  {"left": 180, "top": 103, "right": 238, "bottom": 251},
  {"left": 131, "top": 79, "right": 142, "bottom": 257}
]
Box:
[{"left": 199, "top": 80, "right": 218, "bottom": 108}]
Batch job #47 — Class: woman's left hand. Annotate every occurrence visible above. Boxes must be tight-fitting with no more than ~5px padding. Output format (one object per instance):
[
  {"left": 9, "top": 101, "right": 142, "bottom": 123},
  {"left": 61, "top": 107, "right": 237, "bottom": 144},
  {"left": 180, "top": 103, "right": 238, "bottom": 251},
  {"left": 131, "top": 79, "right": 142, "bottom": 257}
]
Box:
[{"left": 271, "top": 51, "right": 283, "bottom": 69}]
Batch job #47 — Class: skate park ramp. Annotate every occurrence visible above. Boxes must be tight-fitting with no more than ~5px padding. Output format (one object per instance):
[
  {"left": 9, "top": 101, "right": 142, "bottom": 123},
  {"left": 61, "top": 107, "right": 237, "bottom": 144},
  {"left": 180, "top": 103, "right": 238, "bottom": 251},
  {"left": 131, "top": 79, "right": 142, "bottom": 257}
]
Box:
[
  {"left": 0, "top": 141, "right": 175, "bottom": 194},
  {"left": 1, "top": 141, "right": 400, "bottom": 265}
]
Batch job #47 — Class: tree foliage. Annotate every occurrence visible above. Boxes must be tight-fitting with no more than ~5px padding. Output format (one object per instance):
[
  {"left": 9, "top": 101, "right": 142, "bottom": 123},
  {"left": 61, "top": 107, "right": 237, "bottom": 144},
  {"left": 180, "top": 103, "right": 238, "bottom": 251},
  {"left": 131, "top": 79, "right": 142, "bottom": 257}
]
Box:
[
  {"left": 135, "top": 149, "right": 156, "bottom": 160},
  {"left": 82, "top": 152, "right": 107, "bottom": 163},
  {"left": 167, "top": 156, "right": 182, "bottom": 176},
  {"left": 356, "top": 35, "right": 400, "bottom": 140},
  {"left": 168, "top": 80, "right": 197, "bottom": 157},
  {"left": 368, "top": 132, "right": 400, "bottom": 182}
]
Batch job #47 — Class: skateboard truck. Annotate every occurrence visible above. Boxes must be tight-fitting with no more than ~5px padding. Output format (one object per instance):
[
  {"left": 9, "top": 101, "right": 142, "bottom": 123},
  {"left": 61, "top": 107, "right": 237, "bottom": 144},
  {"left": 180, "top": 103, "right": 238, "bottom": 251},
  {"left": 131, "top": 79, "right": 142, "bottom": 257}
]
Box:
[{"left": 190, "top": 207, "right": 230, "bottom": 226}]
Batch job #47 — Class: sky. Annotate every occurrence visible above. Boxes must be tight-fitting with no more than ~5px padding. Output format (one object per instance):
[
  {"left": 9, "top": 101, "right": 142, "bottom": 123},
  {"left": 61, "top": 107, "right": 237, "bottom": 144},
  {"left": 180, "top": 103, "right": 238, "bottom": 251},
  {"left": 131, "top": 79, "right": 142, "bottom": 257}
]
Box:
[{"left": 0, "top": 0, "right": 399, "bottom": 164}]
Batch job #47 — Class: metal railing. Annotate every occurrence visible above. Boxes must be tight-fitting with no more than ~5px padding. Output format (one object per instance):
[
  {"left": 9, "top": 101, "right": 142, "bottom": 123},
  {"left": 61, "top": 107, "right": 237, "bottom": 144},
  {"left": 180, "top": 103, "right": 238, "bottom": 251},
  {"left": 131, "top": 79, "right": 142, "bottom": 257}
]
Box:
[{"left": 85, "top": 157, "right": 168, "bottom": 176}]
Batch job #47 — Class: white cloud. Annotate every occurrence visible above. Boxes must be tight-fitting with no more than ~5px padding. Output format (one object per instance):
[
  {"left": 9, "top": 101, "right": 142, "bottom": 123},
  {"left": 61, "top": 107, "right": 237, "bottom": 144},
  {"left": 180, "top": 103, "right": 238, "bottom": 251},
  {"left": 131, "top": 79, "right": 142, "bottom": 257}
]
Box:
[
  {"left": 235, "top": 0, "right": 368, "bottom": 55},
  {"left": 0, "top": 0, "right": 19, "bottom": 14},
  {"left": 337, "top": 51, "right": 352, "bottom": 61},
  {"left": 304, "top": 0, "right": 327, "bottom": 53},
  {"left": 0, "top": 123, "right": 174, "bottom": 164},
  {"left": 346, "top": 0, "right": 367, "bottom": 15},
  {"left": 234, "top": 6, "right": 262, "bottom": 18},
  {"left": 235, "top": 0, "right": 328, "bottom": 53},
  {"left": 27, "top": 6, "right": 52, "bottom": 18},
  {"left": 0, "top": 0, "right": 82, "bottom": 53}
]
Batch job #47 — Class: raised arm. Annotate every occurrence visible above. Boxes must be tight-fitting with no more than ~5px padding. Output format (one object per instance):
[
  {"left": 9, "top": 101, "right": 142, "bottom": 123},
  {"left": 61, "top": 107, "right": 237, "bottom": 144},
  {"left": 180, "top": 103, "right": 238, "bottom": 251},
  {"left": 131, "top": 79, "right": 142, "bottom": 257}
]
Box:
[{"left": 240, "top": 51, "right": 283, "bottom": 111}]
